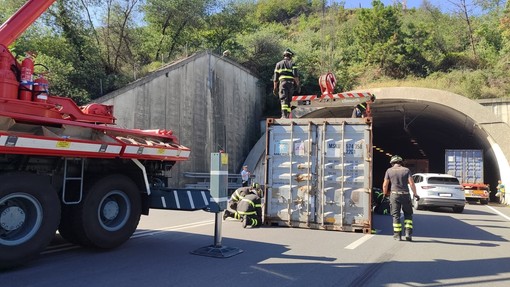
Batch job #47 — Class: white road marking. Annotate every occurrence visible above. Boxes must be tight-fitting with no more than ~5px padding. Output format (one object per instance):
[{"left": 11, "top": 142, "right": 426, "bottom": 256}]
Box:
[
  {"left": 130, "top": 220, "right": 214, "bottom": 238},
  {"left": 486, "top": 205, "right": 510, "bottom": 221},
  {"left": 345, "top": 234, "right": 374, "bottom": 250},
  {"left": 250, "top": 265, "right": 296, "bottom": 281}
]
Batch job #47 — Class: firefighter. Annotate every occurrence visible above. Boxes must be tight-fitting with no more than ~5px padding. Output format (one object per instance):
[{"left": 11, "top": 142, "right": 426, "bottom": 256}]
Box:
[
  {"left": 382, "top": 155, "right": 419, "bottom": 241},
  {"left": 223, "top": 183, "right": 262, "bottom": 225},
  {"left": 237, "top": 190, "right": 263, "bottom": 228},
  {"left": 273, "top": 48, "right": 300, "bottom": 119},
  {"left": 352, "top": 94, "right": 376, "bottom": 118}
]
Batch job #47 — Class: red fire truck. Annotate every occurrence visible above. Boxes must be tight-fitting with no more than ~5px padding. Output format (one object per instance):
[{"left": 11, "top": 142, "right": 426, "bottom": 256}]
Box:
[{"left": 0, "top": 0, "right": 209, "bottom": 269}]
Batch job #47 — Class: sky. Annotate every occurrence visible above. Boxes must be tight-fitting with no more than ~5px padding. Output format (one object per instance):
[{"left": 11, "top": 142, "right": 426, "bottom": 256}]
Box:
[{"left": 337, "top": 0, "right": 475, "bottom": 13}]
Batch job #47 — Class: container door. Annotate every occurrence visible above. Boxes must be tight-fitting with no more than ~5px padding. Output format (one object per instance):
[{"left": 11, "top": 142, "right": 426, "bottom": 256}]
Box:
[
  {"left": 317, "top": 122, "right": 371, "bottom": 229},
  {"left": 266, "top": 122, "right": 317, "bottom": 224},
  {"left": 445, "top": 149, "right": 484, "bottom": 184}
]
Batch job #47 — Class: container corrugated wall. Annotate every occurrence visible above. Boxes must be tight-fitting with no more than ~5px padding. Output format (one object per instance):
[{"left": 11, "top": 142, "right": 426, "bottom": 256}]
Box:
[
  {"left": 264, "top": 118, "right": 372, "bottom": 233},
  {"left": 445, "top": 149, "right": 484, "bottom": 184}
]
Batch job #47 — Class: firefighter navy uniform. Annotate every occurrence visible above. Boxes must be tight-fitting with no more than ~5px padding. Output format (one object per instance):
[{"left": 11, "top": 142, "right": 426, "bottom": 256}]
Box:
[
  {"left": 223, "top": 184, "right": 262, "bottom": 228},
  {"left": 273, "top": 49, "right": 299, "bottom": 119},
  {"left": 236, "top": 192, "right": 262, "bottom": 228},
  {"left": 382, "top": 155, "right": 418, "bottom": 241}
]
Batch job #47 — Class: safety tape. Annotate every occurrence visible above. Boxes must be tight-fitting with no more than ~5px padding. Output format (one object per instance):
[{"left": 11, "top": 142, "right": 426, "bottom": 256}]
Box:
[{"left": 292, "top": 92, "right": 372, "bottom": 102}]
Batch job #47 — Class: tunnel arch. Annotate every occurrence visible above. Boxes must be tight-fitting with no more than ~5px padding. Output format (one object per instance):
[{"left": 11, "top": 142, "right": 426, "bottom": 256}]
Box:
[{"left": 248, "top": 87, "right": 510, "bottom": 197}]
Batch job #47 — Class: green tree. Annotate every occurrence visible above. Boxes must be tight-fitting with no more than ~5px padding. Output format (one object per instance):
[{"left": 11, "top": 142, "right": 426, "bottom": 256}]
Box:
[
  {"left": 354, "top": 1, "right": 408, "bottom": 77},
  {"left": 143, "top": 0, "right": 215, "bottom": 62},
  {"left": 199, "top": 1, "right": 256, "bottom": 55},
  {"left": 255, "top": 0, "right": 312, "bottom": 23}
]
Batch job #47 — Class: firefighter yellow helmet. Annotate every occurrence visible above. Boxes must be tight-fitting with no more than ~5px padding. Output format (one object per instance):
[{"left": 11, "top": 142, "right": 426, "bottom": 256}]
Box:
[
  {"left": 251, "top": 182, "right": 262, "bottom": 197},
  {"left": 390, "top": 155, "right": 403, "bottom": 164},
  {"left": 283, "top": 48, "right": 294, "bottom": 57}
]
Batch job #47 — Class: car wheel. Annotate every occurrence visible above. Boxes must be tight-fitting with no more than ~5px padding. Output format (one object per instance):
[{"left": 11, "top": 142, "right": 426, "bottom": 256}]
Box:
[
  {"left": 480, "top": 199, "right": 488, "bottom": 205},
  {"left": 453, "top": 206, "right": 464, "bottom": 213}
]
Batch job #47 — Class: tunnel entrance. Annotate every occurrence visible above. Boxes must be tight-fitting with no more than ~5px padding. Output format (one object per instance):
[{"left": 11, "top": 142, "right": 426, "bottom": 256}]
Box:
[{"left": 301, "top": 99, "right": 501, "bottom": 192}]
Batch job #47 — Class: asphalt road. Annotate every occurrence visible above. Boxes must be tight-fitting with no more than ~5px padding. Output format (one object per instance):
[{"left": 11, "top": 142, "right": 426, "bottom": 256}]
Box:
[{"left": 1, "top": 202, "right": 510, "bottom": 287}]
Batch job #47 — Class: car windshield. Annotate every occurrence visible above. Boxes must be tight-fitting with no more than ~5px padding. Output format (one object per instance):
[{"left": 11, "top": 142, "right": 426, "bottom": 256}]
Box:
[{"left": 427, "top": 177, "right": 459, "bottom": 185}]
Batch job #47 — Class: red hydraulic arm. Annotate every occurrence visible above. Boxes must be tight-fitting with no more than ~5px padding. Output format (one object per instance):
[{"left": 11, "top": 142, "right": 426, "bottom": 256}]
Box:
[{"left": 0, "top": 0, "right": 57, "bottom": 46}]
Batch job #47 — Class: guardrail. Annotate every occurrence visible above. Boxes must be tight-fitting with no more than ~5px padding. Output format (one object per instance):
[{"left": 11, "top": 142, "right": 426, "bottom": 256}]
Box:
[{"left": 183, "top": 172, "right": 256, "bottom": 193}]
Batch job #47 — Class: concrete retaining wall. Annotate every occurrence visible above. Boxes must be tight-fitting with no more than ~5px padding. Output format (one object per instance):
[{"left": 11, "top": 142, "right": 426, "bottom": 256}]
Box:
[
  {"left": 95, "top": 51, "right": 265, "bottom": 187},
  {"left": 478, "top": 98, "right": 510, "bottom": 126}
]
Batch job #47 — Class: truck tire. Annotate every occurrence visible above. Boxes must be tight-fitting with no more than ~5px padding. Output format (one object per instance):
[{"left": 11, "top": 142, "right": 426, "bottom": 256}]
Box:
[
  {"left": 0, "top": 173, "right": 60, "bottom": 269},
  {"left": 72, "top": 174, "right": 141, "bottom": 249}
]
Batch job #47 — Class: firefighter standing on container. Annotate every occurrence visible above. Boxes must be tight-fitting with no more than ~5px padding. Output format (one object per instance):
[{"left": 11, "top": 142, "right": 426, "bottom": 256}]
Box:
[
  {"left": 273, "top": 48, "right": 300, "bottom": 119},
  {"left": 382, "top": 155, "right": 419, "bottom": 241}
]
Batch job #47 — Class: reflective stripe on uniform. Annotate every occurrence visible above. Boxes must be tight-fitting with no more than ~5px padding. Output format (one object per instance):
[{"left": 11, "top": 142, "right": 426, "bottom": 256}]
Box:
[
  {"left": 231, "top": 190, "right": 245, "bottom": 202},
  {"left": 404, "top": 219, "right": 413, "bottom": 229},
  {"left": 241, "top": 198, "right": 255, "bottom": 208},
  {"left": 393, "top": 223, "right": 402, "bottom": 232},
  {"left": 237, "top": 210, "right": 256, "bottom": 216}
]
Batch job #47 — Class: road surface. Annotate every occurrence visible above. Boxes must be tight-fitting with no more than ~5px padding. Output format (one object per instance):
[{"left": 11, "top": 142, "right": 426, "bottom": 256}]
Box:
[{"left": 1, "top": 202, "right": 510, "bottom": 287}]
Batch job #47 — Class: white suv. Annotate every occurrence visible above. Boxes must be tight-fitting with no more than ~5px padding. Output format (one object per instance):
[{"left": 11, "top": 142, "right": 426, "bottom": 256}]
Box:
[{"left": 412, "top": 173, "right": 465, "bottom": 213}]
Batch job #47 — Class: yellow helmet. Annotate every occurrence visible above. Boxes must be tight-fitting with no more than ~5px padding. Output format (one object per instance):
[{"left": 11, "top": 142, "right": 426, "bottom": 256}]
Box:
[
  {"left": 283, "top": 48, "right": 294, "bottom": 57},
  {"left": 390, "top": 155, "right": 403, "bottom": 164}
]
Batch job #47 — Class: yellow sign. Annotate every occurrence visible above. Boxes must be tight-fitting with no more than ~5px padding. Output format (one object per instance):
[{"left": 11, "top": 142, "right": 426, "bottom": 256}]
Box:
[
  {"left": 157, "top": 148, "right": 165, "bottom": 154},
  {"left": 221, "top": 153, "right": 228, "bottom": 165},
  {"left": 56, "top": 141, "right": 71, "bottom": 148}
]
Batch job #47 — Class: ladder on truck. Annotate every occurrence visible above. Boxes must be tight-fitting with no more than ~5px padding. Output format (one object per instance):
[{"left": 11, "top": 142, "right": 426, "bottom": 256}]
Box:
[{"left": 62, "top": 158, "right": 85, "bottom": 204}]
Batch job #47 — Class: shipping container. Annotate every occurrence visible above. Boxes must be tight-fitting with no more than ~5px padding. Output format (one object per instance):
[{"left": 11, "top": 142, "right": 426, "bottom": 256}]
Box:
[
  {"left": 445, "top": 149, "right": 489, "bottom": 204},
  {"left": 445, "top": 149, "right": 484, "bottom": 184},
  {"left": 264, "top": 118, "right": 372, "bottom": 233}
]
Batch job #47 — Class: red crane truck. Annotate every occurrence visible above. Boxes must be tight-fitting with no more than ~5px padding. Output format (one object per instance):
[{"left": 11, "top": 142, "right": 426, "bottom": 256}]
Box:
[{"left": 0, "top": 0, "right": 210, "bottom": 269}]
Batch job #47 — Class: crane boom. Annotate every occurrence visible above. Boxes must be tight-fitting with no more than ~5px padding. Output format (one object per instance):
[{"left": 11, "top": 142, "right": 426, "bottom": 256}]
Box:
[{"left": 0, "top": 0, "right": 57, "bottom": 46}]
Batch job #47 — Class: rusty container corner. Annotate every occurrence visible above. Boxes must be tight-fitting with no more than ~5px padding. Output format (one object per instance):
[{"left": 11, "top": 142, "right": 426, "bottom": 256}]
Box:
[{"left": 263, "top": 118, "right": 373, "bottom": 233}]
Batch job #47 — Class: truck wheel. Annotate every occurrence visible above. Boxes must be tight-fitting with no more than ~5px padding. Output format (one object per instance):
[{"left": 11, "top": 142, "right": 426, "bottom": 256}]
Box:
[
  {"left": 73, "top": 174, "right": 141, "bottom": 249},
  {"left": 0, "top": 173, "right": 60, "bottom": 269}
]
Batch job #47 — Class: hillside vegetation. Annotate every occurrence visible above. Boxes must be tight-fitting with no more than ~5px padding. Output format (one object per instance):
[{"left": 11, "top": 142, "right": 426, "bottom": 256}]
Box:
[{"left": 2, "top": 0, "right": 509, "bottom": 110}]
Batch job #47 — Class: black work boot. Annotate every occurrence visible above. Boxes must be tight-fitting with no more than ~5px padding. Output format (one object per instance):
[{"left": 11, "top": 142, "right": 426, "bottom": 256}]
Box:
[
  {"left": 393, "top": 232, "right": 401, "bottom": 241},
  {"left": 222, "top": 210, "right": 230, "bottom": 221},
  {"left": 405, "top": 228, "right": 413, "bottom": 241}
]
